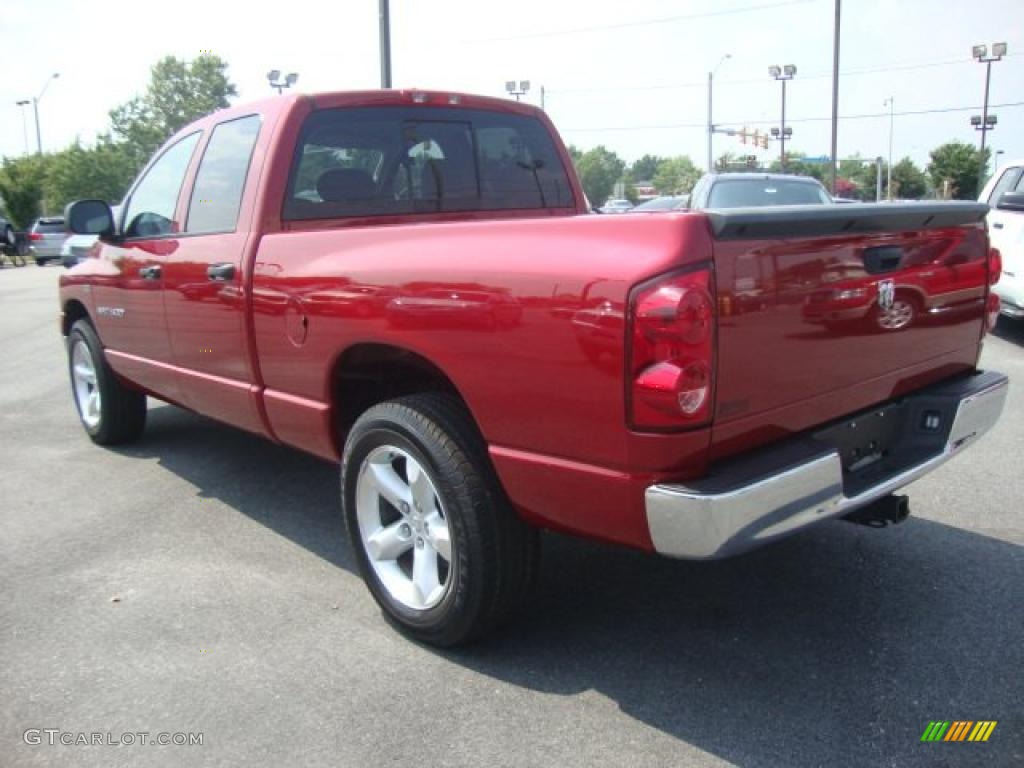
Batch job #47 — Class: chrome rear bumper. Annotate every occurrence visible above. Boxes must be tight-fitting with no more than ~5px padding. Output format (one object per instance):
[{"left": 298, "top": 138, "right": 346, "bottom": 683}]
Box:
[{"left": 646, "top": 371, "right": 1008, "bottom": 559}]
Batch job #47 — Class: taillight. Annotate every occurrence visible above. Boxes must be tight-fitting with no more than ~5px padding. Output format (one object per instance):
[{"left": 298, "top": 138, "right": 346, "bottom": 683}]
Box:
[
  {"left": 986, "top": 292, "right": 1000, "bottom": 333},
  {"left": 988, "top": 247, "right": 1002, "bottom": 286},
  {"left": 628, "top": 265, "right": 715, "bottom": 430},
  {"left": 29, "top": 232, "right": 43, "bottom": 241}
]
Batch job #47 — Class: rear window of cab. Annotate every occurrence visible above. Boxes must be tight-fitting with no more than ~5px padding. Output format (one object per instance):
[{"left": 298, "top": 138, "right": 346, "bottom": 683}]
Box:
[{"left": 283, "top": 106, "right": 575, "bottom": 220}]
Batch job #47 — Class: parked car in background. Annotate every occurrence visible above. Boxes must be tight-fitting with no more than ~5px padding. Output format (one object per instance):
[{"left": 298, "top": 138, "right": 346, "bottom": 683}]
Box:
[
  {"left": 598, "top": 198, "right": 633, "bottom": 214},
  {"left": 60, "top": 206, "right": 120, "bottom": 268},
  {"left": 979, "top": 159, "right": 1024, "bottom": 319},
  {"left": 689, "top": 173, "right": 833, "bottom": 209},
  {"left": 1, "top": 214, "right": 15, "bottom": 250},
  {"left": 632, "top": 195, "right": 689, "bottom": 212},
  {"left": 61, "top": 234, "right": 98, "bottom": 269},
  {"left": 29, "top": 217, "right": 68, "bottom": 266}
]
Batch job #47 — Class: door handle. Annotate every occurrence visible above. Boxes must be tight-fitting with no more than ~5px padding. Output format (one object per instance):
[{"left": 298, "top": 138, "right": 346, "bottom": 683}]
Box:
[
  {"left": 993, "top": 222, "right": 1004, "bottom": 229},
  {"left": 138, "top": 265, "right": 161, "bottom": 280},
  {"left": 207, "top": 263, "right": 236, "bottom": 281}
]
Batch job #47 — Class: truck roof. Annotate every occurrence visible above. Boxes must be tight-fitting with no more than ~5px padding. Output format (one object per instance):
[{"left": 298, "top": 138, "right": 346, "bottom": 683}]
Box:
[
  {"left": 705, "top": 172, "right": 826, "bottom": 184},
  {"left": 178, "top": 89, "right": 545, "bottom": 135}
]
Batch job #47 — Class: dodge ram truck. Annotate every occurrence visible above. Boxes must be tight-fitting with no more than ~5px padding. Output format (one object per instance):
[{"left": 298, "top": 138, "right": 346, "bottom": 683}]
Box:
[{"left": 60, "top": 90, "right": 1008, "bottom": 646}]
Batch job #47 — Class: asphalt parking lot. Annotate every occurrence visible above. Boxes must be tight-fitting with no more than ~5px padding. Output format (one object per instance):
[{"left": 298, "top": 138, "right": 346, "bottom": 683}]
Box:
[{"left": 2, "top": 264, "right": 1021, "bottom": 768}]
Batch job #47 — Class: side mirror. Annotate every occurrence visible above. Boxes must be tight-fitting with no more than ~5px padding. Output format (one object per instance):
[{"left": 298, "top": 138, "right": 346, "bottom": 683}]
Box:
[
  {"left": 996, "top": 191, "right": 1024, "bottom": 212},
  {"left": 65, "top": 199, "right": 115, "bottom": 237}
]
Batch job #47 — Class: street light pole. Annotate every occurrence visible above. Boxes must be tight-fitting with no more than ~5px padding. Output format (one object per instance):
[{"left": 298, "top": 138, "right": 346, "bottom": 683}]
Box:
[
  {"left": 707, "top": 54, "right": 730, "bottom": 173},
  {"left": 884, "top": 97, "right": 894, "bottom": 201},
  {"left": 32, "top": 73, "right": 59, "bottom": 155},
  {"left": 829, "top": 0, "right": 841, "bottom": 194},
  {"left": 972, "top": 42, "right": 1006, "bottom": 195},
  {"left": 15, "top": 100, "right": 31, "bottom": 155}
]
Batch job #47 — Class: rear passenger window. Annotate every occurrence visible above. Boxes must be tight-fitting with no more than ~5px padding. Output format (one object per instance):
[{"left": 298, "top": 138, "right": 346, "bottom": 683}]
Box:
[
  {"left": 284, "top": 105, "right": 574, "bottom": 220},
  {"left": 187, "top": 115, "right": 261, "bottom": 233}
]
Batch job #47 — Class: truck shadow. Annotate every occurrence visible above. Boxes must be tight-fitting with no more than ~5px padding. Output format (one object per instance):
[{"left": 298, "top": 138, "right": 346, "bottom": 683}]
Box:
[
  {"left": 992, "top": 316, "right": 1024, "bottom": 346},
  {"left": 124, "top": 404, "right": 1023, "bottom": 768}
]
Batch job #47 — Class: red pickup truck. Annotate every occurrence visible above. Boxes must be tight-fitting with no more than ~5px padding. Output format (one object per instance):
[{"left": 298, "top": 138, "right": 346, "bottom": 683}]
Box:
[{"left": 61, "top": 90, "right": 1007, "bottom": 646}]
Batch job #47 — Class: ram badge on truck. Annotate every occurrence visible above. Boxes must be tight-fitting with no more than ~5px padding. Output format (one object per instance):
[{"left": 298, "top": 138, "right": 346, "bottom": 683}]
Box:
[{"left": 60, "top": 90, "right": 1008, "bottom": 646}]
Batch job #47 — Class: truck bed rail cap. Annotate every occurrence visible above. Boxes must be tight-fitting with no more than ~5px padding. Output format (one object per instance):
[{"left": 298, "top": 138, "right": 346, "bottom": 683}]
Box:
[{"left": 706, "top": 201, "right": 989, "bottom": 239}]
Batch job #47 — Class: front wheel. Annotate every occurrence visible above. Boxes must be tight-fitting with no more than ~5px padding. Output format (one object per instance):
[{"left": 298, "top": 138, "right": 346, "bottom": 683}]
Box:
[
  {"left": 67, "top": 320, "right": 147, "bottom": 444},
  {"left": 341, "top": 393, "right": 538, "bottom": 647}
]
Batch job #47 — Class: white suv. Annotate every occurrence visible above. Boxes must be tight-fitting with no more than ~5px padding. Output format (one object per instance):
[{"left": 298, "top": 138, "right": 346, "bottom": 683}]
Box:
[{"left": 980, "top": 160, "right": 1024, "bottom": 318}]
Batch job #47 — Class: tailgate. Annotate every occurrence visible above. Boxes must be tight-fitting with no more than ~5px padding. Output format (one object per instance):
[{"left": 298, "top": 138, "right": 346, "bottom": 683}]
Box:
[{"left": 706, "top": 202, "right": 991, "bottom": 461}]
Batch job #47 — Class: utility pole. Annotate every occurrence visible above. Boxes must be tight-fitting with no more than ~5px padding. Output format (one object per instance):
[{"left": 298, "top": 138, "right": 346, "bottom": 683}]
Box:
[
  {"left": 884, "top": 97, "right": 894, "bottom": 201},
  {"left": 379, "top": 0, "right": 392, "bottom": 88},
  {"left": 875, "top": 157, "right": 884, "bottom": 202},
  {"left": 829, "top": 0, "right": 841, "bottom": 194},
  {"left": 707, "top": 54, "right": 730, "bottom": 173}
]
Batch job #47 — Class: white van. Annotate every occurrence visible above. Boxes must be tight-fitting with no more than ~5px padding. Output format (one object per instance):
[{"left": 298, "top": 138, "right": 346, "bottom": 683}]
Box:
[{"left": 980, "top": 160, "right": 1024, "bottom": 318}]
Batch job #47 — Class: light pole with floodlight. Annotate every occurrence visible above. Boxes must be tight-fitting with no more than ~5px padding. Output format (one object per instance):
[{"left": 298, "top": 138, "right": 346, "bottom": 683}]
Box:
[
  {"left": 972, "top": 42, "right": 1006, "bottom": 194},
  {"left": 505, "top": 80, "right": 530, "bottom": 102},
  {"left": 267, "top": 70, "right": 299, "bottom": 95},
  {"left": 769, "top": 64, "right": 796, "bottom": 170}
]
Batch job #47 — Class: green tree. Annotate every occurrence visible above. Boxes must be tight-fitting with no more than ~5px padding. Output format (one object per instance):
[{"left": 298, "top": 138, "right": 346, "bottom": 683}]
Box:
[
  {"left": 927, "top": 141, "right": 989, "bottom": 200},
  {"left": 652, "top": 156, "right": 701, "bottom": 194},
  {"left": 889, "top": 157, "right": 928, "bottom": 199},
  {"left": 630, "top": 154, "right": 664, "bottom": 182},
  {"left": 575, "top": 146, "right": 625, "bottom": 206},
  {"left": 43, "top": 138, "right": 136, "bottom": 211},
  {"left": 110, "top": 54, "right": 237, "bottom": 174},
  {"left": 0, "top": 155, "right": 46, "bottom": 229}
]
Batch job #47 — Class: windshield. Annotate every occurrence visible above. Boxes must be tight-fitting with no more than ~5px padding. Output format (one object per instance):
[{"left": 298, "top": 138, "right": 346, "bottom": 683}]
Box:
[{"left": 708, "top": 178, "right": 830, "bottom": 208}]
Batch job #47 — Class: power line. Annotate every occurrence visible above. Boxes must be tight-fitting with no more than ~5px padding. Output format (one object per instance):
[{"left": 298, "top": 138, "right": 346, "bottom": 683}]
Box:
[
  {"left": 547, "top": 52, "right": 1024, "bottom": 95},
  {"left": 559, "top": 100, "right": 1024, "bottom": 133},
  {"left": 466, "top": 0, "right": 818, "bottom": 43}
]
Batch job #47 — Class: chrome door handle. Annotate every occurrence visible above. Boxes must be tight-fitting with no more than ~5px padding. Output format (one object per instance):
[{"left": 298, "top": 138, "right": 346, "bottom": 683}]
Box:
[
  {"left": 993, "top": 222, "right": 1004, "bottom": 229},
  {"left": 138, "top": 265, "right": 161, "bottom": 280},
  {"left": 207, "top": 263, "right": 236, "bottom": 281}
]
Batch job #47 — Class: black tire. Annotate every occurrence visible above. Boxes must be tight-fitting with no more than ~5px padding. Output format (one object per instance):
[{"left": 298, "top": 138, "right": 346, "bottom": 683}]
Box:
[
  {"left": 341, "top": 393, "right": 539, "bottom": 647},
  {"left": 35, "top": 258, "right": 45, "bottom": 267},
  {"left": 2, "top": 225, "right": 14, "bottom": 248},
  {"left": 67, "top": 319, "right": 147, "bottom": 445}
]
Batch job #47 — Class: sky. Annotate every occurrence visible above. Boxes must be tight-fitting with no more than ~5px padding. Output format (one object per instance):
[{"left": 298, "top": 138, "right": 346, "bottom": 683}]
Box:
[{"left": 2, "top": 0, "right": 1022, "bottom": 176}]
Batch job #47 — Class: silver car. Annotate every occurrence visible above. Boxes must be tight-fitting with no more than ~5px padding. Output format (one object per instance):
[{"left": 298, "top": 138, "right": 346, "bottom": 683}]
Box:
[{"left": 29, "top": 217, "right": 68, "bottom": 266}]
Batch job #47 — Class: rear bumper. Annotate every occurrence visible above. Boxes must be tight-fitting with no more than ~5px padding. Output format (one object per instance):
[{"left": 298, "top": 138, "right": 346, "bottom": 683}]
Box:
[{"left": 645, "top": 370, "right": 1008, "bottom": 559}]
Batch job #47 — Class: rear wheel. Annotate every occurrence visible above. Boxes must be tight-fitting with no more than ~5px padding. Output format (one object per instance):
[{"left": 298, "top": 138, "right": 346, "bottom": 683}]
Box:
[
  {"left": 67, "top": 320, "right": 146, "bottom": 444},
  {"left": 341, "top": 393, "right": 538, "bottom": 647}
]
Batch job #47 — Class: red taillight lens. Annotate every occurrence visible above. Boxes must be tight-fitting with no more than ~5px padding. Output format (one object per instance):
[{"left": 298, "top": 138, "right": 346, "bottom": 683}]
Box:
[
  {"left": 989, "top": 247, "right": 1002, "bottom": 286},
  {"left": 29, "top": 232, "right": 43, "bottom": 241},
  {"left": 985, "top": 292, "right": 1000, "bottom": 333},
  {"left": 628, "top": 266, "right": 715, "bottom": 430}
]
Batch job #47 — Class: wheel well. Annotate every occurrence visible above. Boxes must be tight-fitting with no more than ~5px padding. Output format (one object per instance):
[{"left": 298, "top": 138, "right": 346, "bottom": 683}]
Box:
[
  {"left": 332, "top": 343, "right": 469, "bottom": 441},
  {"left": 62, "top": 299, "right": 90, "bottom": 336}
]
